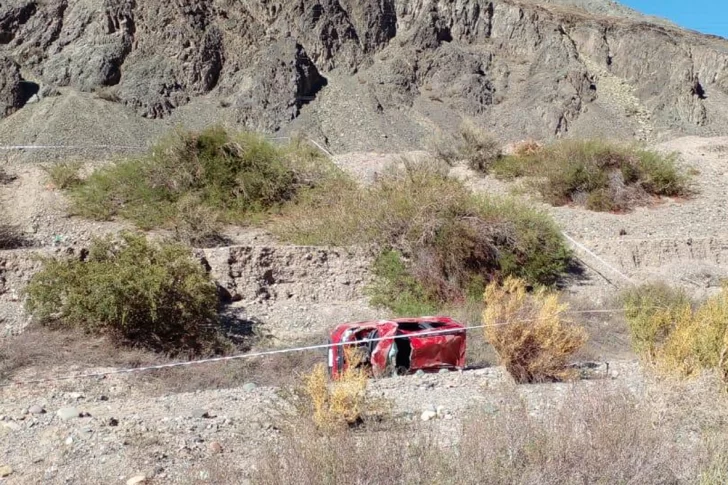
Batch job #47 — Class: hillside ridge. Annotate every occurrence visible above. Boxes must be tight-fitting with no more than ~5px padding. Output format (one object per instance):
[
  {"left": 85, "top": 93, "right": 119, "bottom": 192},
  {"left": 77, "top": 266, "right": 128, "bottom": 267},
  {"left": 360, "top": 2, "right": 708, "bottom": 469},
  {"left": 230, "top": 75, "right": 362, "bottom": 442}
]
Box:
[{"left": 1, "top": 0, "right": 728, "bottom": 152}]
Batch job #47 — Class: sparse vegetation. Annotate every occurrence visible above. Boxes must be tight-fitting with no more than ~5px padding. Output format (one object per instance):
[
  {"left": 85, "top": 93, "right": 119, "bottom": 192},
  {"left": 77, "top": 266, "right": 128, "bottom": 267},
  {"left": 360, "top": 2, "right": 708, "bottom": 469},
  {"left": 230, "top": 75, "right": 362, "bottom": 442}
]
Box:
[
  {"left": 43, "top": 161, "right": 82, "bottom": 189},
  {"left": 257, "top": 386, "right": 717, "bottom": 485},
  {"left": 281, "top": 346, "right": 388, "bottom": 434},
  {"left": 276, "top": 162, "right": 571, "bottom": 312},
  {"left": 492, "top": 139, "right": 690, "bottom": 211},
  {"left": 67, "top": 127, "right": 339, "bottom": 243},
  {"left": 25, "top": 233, "right": 225, "bottom": 355},
  {"left": 483, "top": 277, "right": 588, "bottom": 383},
  {"left": 624, "top": 283, "right": 728, "bottom": 379},
  {"left": 430, "top": 121, "right": 502, "bottom": 173}
]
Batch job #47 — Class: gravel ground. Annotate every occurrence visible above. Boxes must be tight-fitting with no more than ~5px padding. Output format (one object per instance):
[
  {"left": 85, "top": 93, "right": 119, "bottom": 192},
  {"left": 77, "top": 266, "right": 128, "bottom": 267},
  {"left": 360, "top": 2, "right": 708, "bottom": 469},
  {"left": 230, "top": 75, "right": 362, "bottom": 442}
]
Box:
[{"left": 0, "top": 360, "right": 638, "bottom": 484}]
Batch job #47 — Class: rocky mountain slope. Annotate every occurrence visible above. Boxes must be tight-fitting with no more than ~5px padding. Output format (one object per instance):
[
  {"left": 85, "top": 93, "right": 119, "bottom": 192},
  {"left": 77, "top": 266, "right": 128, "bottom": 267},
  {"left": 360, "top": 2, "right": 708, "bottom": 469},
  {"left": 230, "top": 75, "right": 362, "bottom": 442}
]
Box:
[{"left": 1, "top": 0, "right": 728, "bottom": 153}]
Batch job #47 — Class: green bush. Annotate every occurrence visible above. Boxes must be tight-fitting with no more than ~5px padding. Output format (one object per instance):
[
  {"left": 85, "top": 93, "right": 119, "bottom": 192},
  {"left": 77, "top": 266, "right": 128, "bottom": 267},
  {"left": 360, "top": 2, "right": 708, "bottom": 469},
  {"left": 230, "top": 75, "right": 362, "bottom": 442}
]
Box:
[
  {"left": 68, "top": 127, "right": 339, "bottom": 240},
  {"left": 492, "top": 140, "right": 690, "bottom": 212},
  {"left": 367, "top": 250, "right": 438, "bottom": 317},
  {"left": 276, "top": 162, "right": 571, "bottom": 310},
  {"left": 25, "top": 233, "right": 224, "bottom": 355}
]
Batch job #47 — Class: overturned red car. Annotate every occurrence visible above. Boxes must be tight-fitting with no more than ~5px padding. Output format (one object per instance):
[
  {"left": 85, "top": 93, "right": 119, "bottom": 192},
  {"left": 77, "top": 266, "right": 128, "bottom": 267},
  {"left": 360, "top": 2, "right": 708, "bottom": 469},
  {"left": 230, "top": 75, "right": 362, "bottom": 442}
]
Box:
[{"left": 328, "top": 317, "right": 467, "bottom": 378}]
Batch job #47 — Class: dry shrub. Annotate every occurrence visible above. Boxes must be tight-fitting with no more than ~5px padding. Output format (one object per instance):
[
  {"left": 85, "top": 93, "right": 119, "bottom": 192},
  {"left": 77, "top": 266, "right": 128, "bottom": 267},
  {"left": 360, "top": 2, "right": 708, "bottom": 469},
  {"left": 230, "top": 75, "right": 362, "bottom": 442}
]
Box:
[
  {"left": 302, "top": 348, "right": 369, "bottom": 432},
  {"left": 430, "top": 121, "right": 502, "bottom": 173},
  {"left": 622, "top": 283, "right": 691, "bottom": 360},
  {"left": 483, "top": 277, "right": 587, "bottom": 383},
  {"left": 512, "top": 139, "right": 543, "bottom": 157},
  {"left": 625, "top": 283, "right": 728, "bottom": 379}
]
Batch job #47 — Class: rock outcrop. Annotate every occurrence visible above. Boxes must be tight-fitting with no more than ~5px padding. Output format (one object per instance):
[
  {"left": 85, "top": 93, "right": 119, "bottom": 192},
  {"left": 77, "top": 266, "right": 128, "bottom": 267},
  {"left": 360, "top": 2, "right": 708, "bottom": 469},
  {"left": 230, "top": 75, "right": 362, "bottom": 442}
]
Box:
[
  {"left": 1, "top": 0, "right": 728, "bottom": 147},
  {"left": 0, "top": 56, "right": 22, "bottom": 117}
]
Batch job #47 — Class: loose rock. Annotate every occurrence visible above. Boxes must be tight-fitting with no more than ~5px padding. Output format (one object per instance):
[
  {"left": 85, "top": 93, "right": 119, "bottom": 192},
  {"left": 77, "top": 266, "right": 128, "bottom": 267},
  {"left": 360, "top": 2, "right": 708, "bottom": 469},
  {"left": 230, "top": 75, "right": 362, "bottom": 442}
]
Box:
[
  {"left": 57, "top": 408, "right": 80, "bottom": 421},
  {"left": 191, "top": 409, "right": 210, "bottom": 419},
  {"left": 420, "top": 410, "right": 437, "bottom": 421},
  {"left": 0, "top": 465, "right": 13, "bottom": 477},
  {"left": 29, "top": 405, "right": 46, "bottom": 415},
  {"left": 126, "top": 475, "right": 147, "bottom": 485},
  {"left": 242, "top": 383, "right": 257, "bottom": 392}
]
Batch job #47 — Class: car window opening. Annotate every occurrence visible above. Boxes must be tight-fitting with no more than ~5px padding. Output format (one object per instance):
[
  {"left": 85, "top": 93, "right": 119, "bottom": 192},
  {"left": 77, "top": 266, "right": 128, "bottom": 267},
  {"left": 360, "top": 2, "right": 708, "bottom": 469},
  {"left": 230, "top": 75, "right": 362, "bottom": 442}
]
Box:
[
  {"left": 394, "top": 335, "right": 412, "bottom": 374},
  {"left": 396, "top": 321, "right": 447, "bottom": 332}
]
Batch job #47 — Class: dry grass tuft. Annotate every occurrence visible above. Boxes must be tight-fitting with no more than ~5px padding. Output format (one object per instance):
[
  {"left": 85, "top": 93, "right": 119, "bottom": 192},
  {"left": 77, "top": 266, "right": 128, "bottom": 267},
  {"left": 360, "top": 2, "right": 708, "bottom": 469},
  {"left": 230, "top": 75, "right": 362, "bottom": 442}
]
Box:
[
  {"left": 43, "top": 161, "right": 83, "bottom": 189},
  {"left": 483, "top": 277, "right": 587, "bottom": 383},
  {"left": 303, "top": 348, "right": 369, "bottom": 432},
  {"left": 512, "top": 139, "right": 543, "bottom": 157},
  {"left": 430, "top": 120, "right": 502, "bottom": 173},
  {"left": 256, "top": 384, "right": 720, "bottom": 485},
  {"left": 622, "top": 282, "right": 691, "bottom": 360}
]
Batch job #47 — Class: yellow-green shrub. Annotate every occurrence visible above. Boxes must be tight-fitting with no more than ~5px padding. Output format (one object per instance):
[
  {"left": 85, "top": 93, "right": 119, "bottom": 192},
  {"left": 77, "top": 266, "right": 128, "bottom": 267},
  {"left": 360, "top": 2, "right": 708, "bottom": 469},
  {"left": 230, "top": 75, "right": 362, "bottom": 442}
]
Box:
[
  {"left": 622, "top": 283, "right": 692, "bottom": 360},
  {"left": 303, "top": 348, "right": 369, "bottom": 432},
  {"left": 68, "top": 127, "right": 339, "bottom": 240},
  {"left": 624, "top": 284, "right": 728, "bottom": 379},
  {"left": 483, "top": 277, "right": 587, "bottom": 383}
]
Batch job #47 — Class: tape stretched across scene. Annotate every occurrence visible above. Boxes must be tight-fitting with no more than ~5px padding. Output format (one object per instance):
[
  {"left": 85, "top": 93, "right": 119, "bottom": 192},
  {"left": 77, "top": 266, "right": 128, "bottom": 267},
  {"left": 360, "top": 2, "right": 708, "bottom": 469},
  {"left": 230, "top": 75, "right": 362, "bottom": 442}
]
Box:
[
  {"left": 1, "top": 308, "right": 629, "bottom": 388},
  {"left": 0, "top": 145, "right": 146, "bottom": 150},
  {"left": 562, "top": 232, "right": 635, "bottom": 285}
]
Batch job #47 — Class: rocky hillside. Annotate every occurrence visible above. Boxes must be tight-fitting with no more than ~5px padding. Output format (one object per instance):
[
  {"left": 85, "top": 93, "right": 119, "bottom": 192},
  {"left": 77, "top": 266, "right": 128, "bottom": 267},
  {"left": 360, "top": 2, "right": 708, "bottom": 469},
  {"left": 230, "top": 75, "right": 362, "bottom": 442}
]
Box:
[{"left": 1, "top": 0, "right": 728, "bottom": 152}]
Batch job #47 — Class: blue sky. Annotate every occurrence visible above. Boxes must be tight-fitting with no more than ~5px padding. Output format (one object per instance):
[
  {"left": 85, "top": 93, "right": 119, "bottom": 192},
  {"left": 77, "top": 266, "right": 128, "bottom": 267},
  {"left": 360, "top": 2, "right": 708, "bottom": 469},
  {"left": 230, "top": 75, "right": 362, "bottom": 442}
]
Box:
[{"left": 621, "top": 0, "right": 728, "bottom": 38}]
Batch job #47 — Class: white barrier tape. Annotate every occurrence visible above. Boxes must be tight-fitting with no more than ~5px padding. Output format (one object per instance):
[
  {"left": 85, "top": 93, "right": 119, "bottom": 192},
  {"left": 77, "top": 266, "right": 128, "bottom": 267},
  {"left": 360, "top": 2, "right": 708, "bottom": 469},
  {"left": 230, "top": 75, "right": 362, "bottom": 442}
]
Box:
[
  {"left": 562, "top": 232, "right": 636, "bottom": 285},
  {"left": 0, "top": 145, "right": 146, "bottom": 150},
  {"left": 569, "top": 235, "right": 728, "bottom": 243},
  {"left": 0, "top": 309, "right": 631, "bottom": 388},
  {"left": 0, "top": 324, "right": 490, "bottom": 387},
  {"left": 307, "top": 138, "right": 333, "bottom": 157}
]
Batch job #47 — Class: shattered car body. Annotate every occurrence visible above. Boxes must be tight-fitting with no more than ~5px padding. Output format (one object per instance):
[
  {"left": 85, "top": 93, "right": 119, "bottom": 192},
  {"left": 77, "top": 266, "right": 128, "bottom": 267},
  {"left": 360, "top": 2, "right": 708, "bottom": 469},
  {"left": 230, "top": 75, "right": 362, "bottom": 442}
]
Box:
[{"left": 328, "top": 317, "right": 467, "bottom": 378}]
